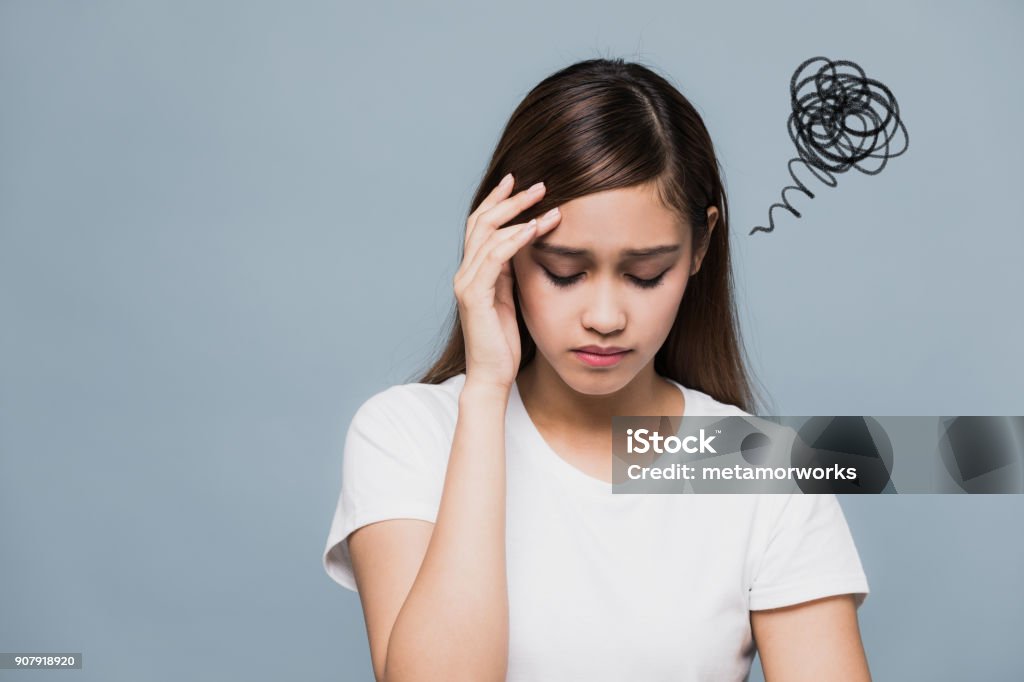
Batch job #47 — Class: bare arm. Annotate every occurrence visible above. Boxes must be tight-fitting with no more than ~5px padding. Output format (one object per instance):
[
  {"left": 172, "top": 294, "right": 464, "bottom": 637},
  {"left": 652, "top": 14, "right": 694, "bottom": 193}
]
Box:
[
  {"left": 347, "top": 174, "right": 562, "bottom": 682},
  {"left": 751, "top": 594, "right": 871, "bottom": 682},
  {"left": 357, "top": 382, "right": 512, "bottom": 682}
]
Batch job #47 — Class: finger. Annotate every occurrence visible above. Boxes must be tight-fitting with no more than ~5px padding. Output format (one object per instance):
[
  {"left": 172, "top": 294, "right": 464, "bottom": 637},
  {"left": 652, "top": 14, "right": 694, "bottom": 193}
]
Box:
[
  {"left": 464, "top": 220, "right": 540, "bottom": 299},
  {"left": 472, "top": 172, "right": 515, "bottom": 220},
  {"left": 464, "top": 173, "right": 514, "bottom": 252},
  {"left": 479, "top": 180, "right": 547, "bottom": 232},
  {"left": 465, "top": 180, "right": 548, "bottom": 263},
  {"left": 462, "top": 206, "right": 561, "bottom": 287},
  {"left": 460, "top": 219, "right": 537, "bottom": 288}
]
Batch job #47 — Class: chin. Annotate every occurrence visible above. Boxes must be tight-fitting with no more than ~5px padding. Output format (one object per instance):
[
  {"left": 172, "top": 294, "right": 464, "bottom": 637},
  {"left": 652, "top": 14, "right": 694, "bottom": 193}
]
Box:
[{"left": 556, "top": 357, "right": 643, "bottom": 396}]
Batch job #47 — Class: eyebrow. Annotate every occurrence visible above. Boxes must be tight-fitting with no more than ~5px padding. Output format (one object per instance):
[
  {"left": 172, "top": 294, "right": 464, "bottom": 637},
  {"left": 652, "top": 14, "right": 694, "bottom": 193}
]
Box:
[{"left": 531, "top": 243, "right": 682, "bottom": 259}]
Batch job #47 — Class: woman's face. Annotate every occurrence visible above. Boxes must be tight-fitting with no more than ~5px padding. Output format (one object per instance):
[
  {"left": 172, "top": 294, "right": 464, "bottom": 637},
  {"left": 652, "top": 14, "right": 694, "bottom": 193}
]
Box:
[{"left": 511, "top": 182, "right": 716, "bottom": 395}]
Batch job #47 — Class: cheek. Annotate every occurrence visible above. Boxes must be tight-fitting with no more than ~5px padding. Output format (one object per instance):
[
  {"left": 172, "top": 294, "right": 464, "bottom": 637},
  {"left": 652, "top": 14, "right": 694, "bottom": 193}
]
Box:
[
  {"left": 518, "top": 280, "right": 557, "bottom": 323},
  {"left": 639, "top": 276, "right": 689, "bottom": 334}
]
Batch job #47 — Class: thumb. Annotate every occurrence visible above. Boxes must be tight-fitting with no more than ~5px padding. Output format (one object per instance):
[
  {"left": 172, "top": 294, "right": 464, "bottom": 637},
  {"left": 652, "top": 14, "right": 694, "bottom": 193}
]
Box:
[{"left": 495, "top": 260, "right": 516, "bottom": 309}]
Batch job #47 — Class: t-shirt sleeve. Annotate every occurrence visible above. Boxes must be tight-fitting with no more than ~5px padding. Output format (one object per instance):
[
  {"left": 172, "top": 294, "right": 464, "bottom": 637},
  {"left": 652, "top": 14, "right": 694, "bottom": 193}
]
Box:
[
  {"left": 322, "top": 387, "right": 447, "bottom": 592},
  {"left": 748, "top": 493, "right": 870, "bottom": 611}
]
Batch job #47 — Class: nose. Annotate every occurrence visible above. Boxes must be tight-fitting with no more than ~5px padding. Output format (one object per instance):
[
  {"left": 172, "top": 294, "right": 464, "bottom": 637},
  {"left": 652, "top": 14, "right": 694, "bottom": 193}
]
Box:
[{"left": 580, "top": 276, "right": 626, "bottom": 335}]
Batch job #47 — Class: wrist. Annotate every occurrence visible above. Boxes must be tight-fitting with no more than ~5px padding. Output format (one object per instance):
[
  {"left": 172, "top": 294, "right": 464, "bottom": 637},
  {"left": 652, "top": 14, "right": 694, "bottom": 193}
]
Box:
[{"left": 460, "top": 379, "right": 513, "bottom": 405}]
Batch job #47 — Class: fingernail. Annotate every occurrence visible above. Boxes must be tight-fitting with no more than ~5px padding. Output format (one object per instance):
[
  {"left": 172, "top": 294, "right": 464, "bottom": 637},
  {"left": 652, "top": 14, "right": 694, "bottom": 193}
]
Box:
[
  {"left": 528, "top": 181, "right": 545, "bottom": 194},
  {"left": 500, "top": 173, "right": 513, "bottom": 187},
  {"left": 541, "top": 207, "right": 560, "bottom": 221}
]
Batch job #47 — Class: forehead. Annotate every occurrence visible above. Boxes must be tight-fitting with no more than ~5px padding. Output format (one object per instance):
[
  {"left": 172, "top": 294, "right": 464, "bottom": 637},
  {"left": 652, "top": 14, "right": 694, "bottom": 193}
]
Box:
[{"left": 536, "top": 183, "right": 686, "bottom": 251}]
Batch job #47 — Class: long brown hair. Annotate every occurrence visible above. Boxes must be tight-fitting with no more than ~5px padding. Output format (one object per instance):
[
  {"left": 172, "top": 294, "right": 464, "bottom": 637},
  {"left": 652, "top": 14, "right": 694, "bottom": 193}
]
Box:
[{"left": 415, "top": 57, "right": 767, "bottom": 414}]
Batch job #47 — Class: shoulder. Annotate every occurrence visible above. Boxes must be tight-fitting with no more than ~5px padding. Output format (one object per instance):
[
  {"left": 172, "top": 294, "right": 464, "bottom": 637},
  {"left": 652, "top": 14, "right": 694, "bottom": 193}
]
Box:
[
  {"left": 350, "top": 373, "right": 465, "bottom": 441},
  {"left": 359, "top": 372, "right": 464, "bottom": 412}
]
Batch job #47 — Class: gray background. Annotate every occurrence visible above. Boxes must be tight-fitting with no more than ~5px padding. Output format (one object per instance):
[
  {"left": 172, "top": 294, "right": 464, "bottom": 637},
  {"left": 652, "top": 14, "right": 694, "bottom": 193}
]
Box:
[{"left": 1, "top": 0, "right": 1022, "bottom": 680}]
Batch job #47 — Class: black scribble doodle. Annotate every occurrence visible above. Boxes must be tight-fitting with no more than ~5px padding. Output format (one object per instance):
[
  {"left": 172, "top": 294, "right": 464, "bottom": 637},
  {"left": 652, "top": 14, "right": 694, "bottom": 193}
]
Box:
[{"left": 750, "top": 57, "right": 909, "bottom": 236}]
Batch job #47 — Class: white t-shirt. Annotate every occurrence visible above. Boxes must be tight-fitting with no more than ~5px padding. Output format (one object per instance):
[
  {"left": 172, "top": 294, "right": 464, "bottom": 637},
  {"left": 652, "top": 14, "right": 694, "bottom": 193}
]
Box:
[{"left": 323, "top": 372, "right": 870, "bottom": 681}]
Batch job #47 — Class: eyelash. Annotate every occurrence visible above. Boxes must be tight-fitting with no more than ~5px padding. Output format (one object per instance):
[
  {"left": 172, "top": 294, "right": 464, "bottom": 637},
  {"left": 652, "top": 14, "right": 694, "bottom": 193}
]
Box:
[{"left": 541, "top": 267, "right": 668, "bottom": 290}]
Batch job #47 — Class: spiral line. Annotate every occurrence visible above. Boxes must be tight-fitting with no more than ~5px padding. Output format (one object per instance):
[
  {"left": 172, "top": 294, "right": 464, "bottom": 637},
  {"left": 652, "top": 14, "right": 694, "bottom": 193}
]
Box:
[{"left": 751, "top": 57, "right": 909, "bottom": 235}]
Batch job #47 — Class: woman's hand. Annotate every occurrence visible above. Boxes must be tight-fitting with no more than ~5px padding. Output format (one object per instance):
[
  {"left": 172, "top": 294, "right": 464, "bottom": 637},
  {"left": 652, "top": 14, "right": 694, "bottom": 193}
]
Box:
[{"left": 454, "top": 173, "right": 562, "bottom": 391}]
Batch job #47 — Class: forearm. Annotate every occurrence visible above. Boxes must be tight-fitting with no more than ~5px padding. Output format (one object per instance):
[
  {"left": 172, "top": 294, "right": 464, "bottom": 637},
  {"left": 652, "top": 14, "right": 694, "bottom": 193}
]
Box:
[{"left": 384, "top": 381, "right": 511, "bottom": 682}]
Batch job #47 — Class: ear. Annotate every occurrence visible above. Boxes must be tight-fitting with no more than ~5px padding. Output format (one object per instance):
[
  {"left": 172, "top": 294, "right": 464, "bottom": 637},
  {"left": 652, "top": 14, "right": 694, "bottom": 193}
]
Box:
[{"left": 691, "top": 206, "right": 720, "bottom": 276}]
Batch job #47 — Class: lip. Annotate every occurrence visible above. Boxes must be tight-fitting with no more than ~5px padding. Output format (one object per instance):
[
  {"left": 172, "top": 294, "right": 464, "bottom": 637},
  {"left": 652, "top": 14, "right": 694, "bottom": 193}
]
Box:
[
  {"left": 575, "top": 345, "right": 630, "bottom": 355},
  {"left": 572, "top": 346, "right": 632, "bottom": 368}
]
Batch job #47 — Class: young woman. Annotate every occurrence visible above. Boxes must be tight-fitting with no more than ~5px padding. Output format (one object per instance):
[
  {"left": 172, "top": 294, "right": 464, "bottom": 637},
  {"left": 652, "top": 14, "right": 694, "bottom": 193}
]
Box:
[{"left": 323, "top": 58, "right": 871, "bottom": 681}]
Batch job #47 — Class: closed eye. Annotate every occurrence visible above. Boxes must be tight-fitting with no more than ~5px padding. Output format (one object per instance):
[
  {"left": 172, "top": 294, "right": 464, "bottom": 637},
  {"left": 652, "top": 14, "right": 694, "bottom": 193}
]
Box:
[{"left": 540, "top": 267, "right": 669, "bottom": 290}]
